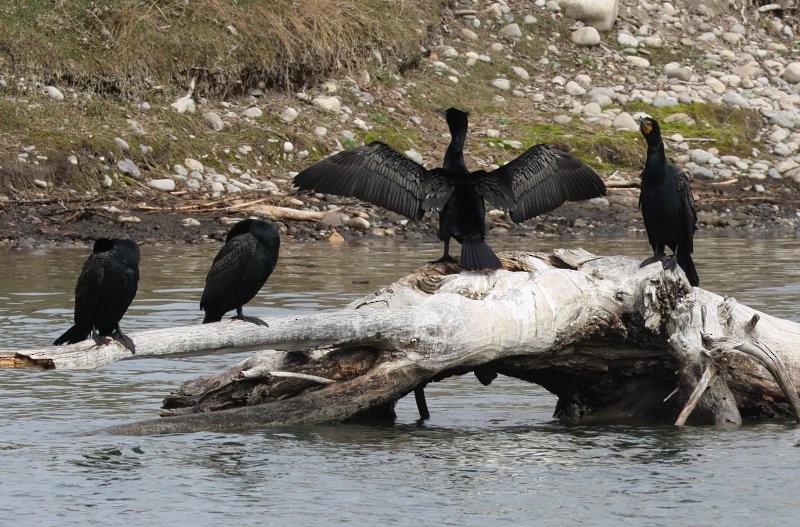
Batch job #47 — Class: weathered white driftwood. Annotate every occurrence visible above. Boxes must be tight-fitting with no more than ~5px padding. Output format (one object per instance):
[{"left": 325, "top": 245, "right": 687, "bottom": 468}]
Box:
[{"left": 2, "top": 250, "right": 798, "bottom": 434}]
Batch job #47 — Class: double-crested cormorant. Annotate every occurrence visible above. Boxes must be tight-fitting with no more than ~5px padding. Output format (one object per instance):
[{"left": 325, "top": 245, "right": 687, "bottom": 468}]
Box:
[
  {"left": 293, "top": 108, "right": 606, "bottom": 270},
  {"left": 638, "top": 116, "right": 700, "bottom": 287},
  {"left": 54, "top": 238, "right": 140, "bottom": 353},
  {"left": 201, "top": 219, "right": 280, "bottom": 325}
]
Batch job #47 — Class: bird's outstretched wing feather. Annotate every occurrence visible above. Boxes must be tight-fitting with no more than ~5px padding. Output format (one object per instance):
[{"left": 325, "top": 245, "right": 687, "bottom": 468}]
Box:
[
  {"left": 491, "top": 145, "right": 606, "bottom": 223},
  {"left": 293, "top": 142, "right": 432, "bottom": 221},
  {"left": 470, "top": 171, "right": 515, "bottom": 211},
  {"left": 421, "top": 170, "right": 455, "bottom": 212}
]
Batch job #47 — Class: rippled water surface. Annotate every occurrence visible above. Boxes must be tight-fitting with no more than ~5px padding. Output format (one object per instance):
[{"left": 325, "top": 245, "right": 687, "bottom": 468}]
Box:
[{"left": 1, "top": 234, "right": 799, "bottom": 526}]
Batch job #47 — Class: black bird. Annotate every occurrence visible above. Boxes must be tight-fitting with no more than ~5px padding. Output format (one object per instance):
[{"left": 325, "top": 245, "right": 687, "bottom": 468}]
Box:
[
  {"left": 201, "top": 219, "right": 280, "bottom": 325},
  {"left": 54, "top": 238, "right": 140, "bottom": 353},
  {"left": 638, "top": 116, "right": 700, "bottom": 287},
  {"left": 293, "top": 108, "right": 606, "bottom": 270}
]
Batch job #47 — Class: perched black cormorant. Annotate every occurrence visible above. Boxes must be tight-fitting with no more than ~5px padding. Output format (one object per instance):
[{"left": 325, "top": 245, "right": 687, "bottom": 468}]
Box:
[
  {"left": 638, "top": 116, "right": 700, "bottom": 287},
  {"left": 54, "top": 238, "right": 140, "bottom": 353},
  {"left": 200, "top": 219, "right": 280, "bottom": 325},
  {"left": 293, "top": 108, "right": 606, "bottom": 270}
]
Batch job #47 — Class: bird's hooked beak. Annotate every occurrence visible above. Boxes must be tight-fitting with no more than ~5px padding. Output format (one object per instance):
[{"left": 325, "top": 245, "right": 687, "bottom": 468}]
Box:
[{"left": 639, "top": 117, "right": 653, "bottom": 135}]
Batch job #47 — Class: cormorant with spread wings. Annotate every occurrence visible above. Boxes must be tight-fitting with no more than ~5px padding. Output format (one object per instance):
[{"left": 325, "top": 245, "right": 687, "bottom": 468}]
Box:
[{"left": 294, "top": 108, "right": 606, "bottom": 270}]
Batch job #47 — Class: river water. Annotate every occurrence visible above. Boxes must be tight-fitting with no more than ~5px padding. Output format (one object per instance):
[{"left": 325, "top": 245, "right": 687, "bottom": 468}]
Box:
[{"left": 1, "top": 234, "right": 799, "bottom": 526}]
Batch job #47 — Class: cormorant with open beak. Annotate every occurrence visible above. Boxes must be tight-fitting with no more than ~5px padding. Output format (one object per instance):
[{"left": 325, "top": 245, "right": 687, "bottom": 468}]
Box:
[{"left": 638, "top": 115, "right": 699, "bottom": 286}]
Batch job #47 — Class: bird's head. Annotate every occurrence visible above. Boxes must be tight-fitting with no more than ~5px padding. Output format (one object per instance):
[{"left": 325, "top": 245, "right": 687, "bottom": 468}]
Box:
[
  {"left": 638, "top": 115, "right": 662, "bottom": 145},
  {"left": 109, "top": 238, "right": 141, "bottom": 265},
  {"left": 438, "top": 107, "right": 469, "bottom": 129},
  {"left": 437, "top": 107, "right": 468, "bottom": 119},
  {"left": 226, "top": 218, "right": 255, "bottom": 242},
  {"left": 92, "top": 237, "right": 115, "bottom": 253},
  {"left": 438, "top": 107, "right": 469, "bottom": 143}
]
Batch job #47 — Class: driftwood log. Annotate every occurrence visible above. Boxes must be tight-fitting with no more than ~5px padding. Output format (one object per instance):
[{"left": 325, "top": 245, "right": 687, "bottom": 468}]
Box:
[{"left": 1, "top": 249, "right": 799, "bottom": 435}]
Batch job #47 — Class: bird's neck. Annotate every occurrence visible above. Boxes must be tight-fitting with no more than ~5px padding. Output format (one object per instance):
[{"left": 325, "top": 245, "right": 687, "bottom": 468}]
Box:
[
  {"left": 644, "top": 139, "right": 668, "bottom": 180},
  {"left": 443, "top": 129, "right": 468, "bottom": 173}
]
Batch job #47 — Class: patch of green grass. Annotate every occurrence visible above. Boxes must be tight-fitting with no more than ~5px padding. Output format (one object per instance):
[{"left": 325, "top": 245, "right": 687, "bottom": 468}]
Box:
[
  {"left": 0, "top": 83, "right": 327, "bottom": 192},
  {"left": 625, "top": 102, "right": 761, "bottom": 158},
  {"left": 694, "top": 58, "right": 721, "bottom": 71},
  {"left": 363, "top": 118, "right": 424, "bottom": 152},
  {"left": 0, "top": 99, "right": 27, "bottom": 133},
  {"left": 369, "top": 112, "right": 390, "bottom": 125},
  {"left": 407, "top": 61, "right": 507, "bottom": 115},
  {"left": 512, "top": 120, "right": 642, "bottom": 172},
  {"left": 641, "top": 45, "right": 703, "bottom": 69},
  {"left": 485, "top": 102, "right": 765, "bottom": 173},
  {"left": 533, "top": 11, "right": 571, "bottom": 40},
  {"left": 340, "top": 136, "right": 359, "bottom": 150},
  {"left": 468, "top": 112, "right": 644, "bottom": 174}
]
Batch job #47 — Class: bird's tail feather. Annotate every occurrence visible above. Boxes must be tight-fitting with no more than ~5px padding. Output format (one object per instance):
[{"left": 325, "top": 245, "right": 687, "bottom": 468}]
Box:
[
  {"left": 202, "top": 311, "right": 222, "bottom": 324},
  {"left": 677, "top": 252, "right": 699, "bottom": 287},
  {"left": 53, "top": 325, "right": 89, "bottom": 346},
  {"left": 461, "top": 238, "right": 502, "bottom": 271}
]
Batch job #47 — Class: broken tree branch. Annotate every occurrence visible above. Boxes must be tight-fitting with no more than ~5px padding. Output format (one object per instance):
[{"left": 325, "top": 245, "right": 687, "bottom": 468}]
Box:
[{"left": 675, "top": 362, "right": 718, "bottom": 426}]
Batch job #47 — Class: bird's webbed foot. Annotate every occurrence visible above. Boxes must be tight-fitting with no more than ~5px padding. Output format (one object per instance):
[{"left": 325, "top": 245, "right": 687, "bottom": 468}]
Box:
[
  {"left": 639, "top": 251, "right": 668, "bottom": 269},
  {"left": 91, "top": 332, "right": 111, "bottom": 347},
  {"left": 232, "top": 310, "right": 269, "bottom": 327},
  {"left": 663, "top": 253, "right": 679, "bottom": 271},
  {"left": 429, "top": 239, "right": 456, "bottom": 265},
  {"left": 111, "top": 329, "right": 136, "bottom": 354}
]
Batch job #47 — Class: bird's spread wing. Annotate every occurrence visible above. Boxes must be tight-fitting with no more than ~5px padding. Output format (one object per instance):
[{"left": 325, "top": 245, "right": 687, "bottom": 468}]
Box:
[
  {"left": 293, "top": 142, "right": 431, "bottom": 221},
  {"left": 421, "top": 170, "right": 455, "bottom": 212},
  {"left": 491, "top": 145, "right": 606, "bottom": 223},
  {"left": 469, "top": 171, "right": 515, "bottom": 211},
  {"left": 201, "top": 236, "right": 257, "bottom": 308}
]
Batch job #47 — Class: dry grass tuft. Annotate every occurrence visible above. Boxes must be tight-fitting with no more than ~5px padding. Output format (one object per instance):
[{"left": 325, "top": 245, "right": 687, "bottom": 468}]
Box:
[
  {"left": 0, "top": 0, "right": 442, "bottom": 97},
  {"left": 0, "top": 156, "right": 78, "bottom": 194}
]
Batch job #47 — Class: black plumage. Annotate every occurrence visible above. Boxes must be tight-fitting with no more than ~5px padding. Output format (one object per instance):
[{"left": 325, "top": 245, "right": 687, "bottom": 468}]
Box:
[
  {"left": 638, "top": 116, "right": 700, "bottom": 287},
  {"left": 201, "top": 219, "right": 280, "bottom": 325},
  {"left": 293, "top": 107, "right": 606, "bottom": 270},
  {"left": 54, "top": 238, "right": 140, "bottom": 353}
]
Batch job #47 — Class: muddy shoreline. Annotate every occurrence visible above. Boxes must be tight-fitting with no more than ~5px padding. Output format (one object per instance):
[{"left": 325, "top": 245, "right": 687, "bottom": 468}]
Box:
[{"left": 1, "top": 180, "right": 798, "bottom": 251}]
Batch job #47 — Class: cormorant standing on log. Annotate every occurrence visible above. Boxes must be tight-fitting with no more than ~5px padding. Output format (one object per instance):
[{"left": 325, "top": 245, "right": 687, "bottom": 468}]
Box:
[
  {"left": 638, "top": 116, "right": 700, "bottom": 287},
  {"left": 293, "top": 108, "right": 606, "bottom": 270},
  {"left": 201, "top": 219, "right": 280, "bottom": 325},
  {"left": 53, "top": 238, "right": 140, "bottom": 353}
]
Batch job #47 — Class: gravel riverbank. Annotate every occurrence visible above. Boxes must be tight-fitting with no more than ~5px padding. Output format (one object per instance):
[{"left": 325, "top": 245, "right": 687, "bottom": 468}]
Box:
[{"left": 1, "top": 0, "right": 799, "bottom": 249}]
